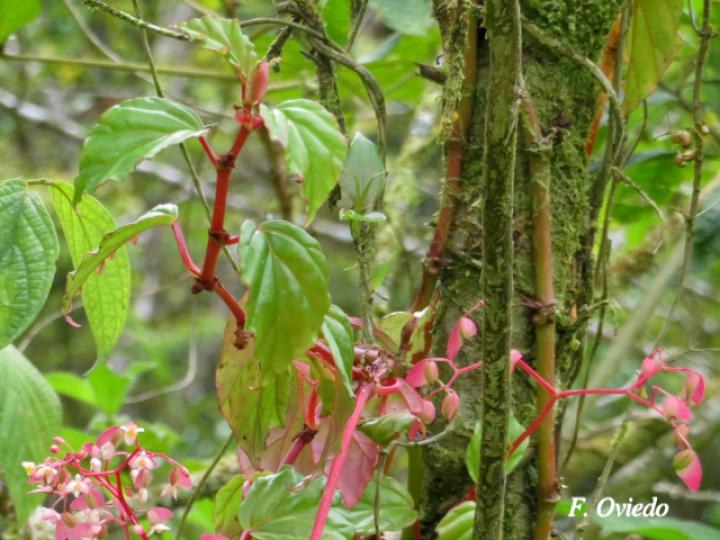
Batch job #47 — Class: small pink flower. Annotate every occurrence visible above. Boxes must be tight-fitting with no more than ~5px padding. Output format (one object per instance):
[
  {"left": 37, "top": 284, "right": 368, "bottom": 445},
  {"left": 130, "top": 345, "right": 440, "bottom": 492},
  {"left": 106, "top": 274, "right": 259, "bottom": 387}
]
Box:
[
  {"left": 130, "top": 451, "right": 156, "bottom": 471},
  {"left": 683, "top": 371, "right": 705, "bottom": 405},
  {"left": 120, "top": 423, "right": 144, "bottom": 446},
  {"left": 64, "top": 474, "right": 91, "bottom": 498},
  {"left": 673, "top": 449, "right": 702, "bottom": 492},
  {"left": 661, "top": 395, "right": 692, "bottom": 422},
  {"left": 406, "top": 358, "right": 440, "bottom": 388},
  {"left": 510, "top": 349, "right": 523, "bottom": 369},
  {"left": 441, "top": 390, "right": 460, "bottom": 420},
  {"left": 147, "top": 507, "right": 173, "bottom": 535}
]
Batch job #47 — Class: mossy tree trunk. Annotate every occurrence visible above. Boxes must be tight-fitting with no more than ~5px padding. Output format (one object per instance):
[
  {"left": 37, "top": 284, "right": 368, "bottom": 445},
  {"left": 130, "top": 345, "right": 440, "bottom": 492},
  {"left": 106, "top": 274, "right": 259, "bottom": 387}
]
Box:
[{"left": 416, "top": 1, "right": 624, "bottom": 538}]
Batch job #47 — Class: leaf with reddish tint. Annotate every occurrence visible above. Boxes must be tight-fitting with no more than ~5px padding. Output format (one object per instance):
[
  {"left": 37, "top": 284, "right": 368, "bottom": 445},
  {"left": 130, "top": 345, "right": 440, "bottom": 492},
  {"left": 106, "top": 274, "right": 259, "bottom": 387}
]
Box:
[
  {"left": 326, "top": 430, "right": 379, "bottom": 507},
  {"left": 216, "top": 319, "right": 292, "bottom": 464}
]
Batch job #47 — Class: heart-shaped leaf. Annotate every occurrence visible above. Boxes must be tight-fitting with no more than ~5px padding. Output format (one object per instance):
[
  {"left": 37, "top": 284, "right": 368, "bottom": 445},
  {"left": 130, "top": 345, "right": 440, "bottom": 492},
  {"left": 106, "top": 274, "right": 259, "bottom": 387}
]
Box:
[
  {"left": 239, "top": 219, "right": 330, "bottom": 375},
  {"left": 0, "top": 346, "right": 61, "bottom": 524},
  {"left": 345, "top": 475, "right": 418, "bottom": 534},
  {"left": 239, "top": 466, "right": 353, "bottom": 539},
  {"left": 52, "top": 181, "right": 130, "bottom": 360},
  {"left": 623, "top": 0, "right": 683, "bottom": 113},
  {"left": 63, "top": 204, "right": 177, "bottom": 313},
  {"left": 213, "top": 475, "right": 246, "bottom": 537},
  {"left": 261, "top": 100, "right": 347, "bottom": 222},
  {"left": 74, "top": 98, "right": 207, "bottom": 201},
  {"left": 216, "top": 318, "right": 292, "bottom": 463},
  {"left": 0, "top": 179, "right": 59, "bottom": 349},
  {"left": 179, "top": 17, "right": 258, "bottom": 79},
  {"left": 339, "top": 132, "right": 385, "bottom": 212}
]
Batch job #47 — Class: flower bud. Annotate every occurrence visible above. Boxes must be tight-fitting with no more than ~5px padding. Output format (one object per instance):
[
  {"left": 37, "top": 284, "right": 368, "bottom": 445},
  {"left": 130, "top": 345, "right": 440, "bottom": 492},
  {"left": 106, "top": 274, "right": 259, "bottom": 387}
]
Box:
[
  {"left": 49, "top": 445, "right": 59, "bottom": 454},
  {"left": 458, "top": 316, "right": 477, "bottom": 340},
  {"left": 441, "top": 390, "right": 460, "bottom": 420},
  {"left": 683, "top": 371, "right": 705, "bottom": 405},
  {"left": 418, "top": 400, "right": 436, "bottom": 424},
  {"left": 133, "top": 524, "right": 146, "bottom": 537},
  {"left": 671, "top": 130, "right": 692, "bottom": 147},
  {"left": 675, "top": 153, "right": 687, "bottom": 167},
  {"left": 700, "top": 125, "right": 710, "bottom": 136},
  {"left": 245, "top": 61, "right": 269, "bottom": 106}
]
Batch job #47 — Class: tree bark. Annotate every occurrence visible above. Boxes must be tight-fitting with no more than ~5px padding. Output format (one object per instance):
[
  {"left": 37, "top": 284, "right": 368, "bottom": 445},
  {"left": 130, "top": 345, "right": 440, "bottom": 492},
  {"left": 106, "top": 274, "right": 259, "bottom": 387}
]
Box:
[{"left": 417, "top": 1, "right": 625, "bottom": 537}]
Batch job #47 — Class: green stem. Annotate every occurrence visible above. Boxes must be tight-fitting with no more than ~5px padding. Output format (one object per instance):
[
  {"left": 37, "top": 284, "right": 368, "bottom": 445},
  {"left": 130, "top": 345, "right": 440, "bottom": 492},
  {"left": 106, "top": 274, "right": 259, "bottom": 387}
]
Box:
[
  {"left": 176, "top": 434, "right": 234, "bottom": 539},
  {"left": 83, "top": 0, "right": 190, "bottom": 39},
  {"left": 474, "top": 0, "right": 522, "bottom": 537}
]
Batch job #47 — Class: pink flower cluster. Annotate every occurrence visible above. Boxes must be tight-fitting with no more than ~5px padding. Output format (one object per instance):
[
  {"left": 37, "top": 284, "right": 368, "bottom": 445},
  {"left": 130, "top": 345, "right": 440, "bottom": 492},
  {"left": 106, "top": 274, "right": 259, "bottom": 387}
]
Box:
[
  {"left": 23, "top": 422, "right": 192, "bottom": 539},
  {"left": 631, "top": 349, "right": 705, "bottom": 491}
]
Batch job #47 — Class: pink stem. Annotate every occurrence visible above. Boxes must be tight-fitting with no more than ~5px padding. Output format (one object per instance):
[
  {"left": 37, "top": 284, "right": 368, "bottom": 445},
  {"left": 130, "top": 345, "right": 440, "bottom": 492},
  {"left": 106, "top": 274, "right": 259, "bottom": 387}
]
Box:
[
  {"left": 514, "top": 359, "right": 558, "bottom": 395},
  {"left": 199, "top": 135, "right": 218, "bottom": 166},
  {"left": 509, "top": 396, "right": 557, "bottom": 456},
  {"left": 171, "top": 222, "right": 201, "bottom": 275},
  {"left": 310, "top": 383, "right": 374, "bottom": 540}
]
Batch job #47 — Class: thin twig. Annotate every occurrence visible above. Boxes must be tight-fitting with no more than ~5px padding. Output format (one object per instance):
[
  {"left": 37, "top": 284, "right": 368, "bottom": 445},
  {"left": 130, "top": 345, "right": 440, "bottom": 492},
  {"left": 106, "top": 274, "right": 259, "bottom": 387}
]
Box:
[
  {"left": 83, "top": 0, "right": 190, "bottom": 40},
  {"left": 612, "top": 167, "right": 665, "bottom": 223},
  {"left": 176, "top": 434, "right": 235, "bottom": 539},
  {"left": 654, "top": 0, "right": 713, "bottom": 346}
]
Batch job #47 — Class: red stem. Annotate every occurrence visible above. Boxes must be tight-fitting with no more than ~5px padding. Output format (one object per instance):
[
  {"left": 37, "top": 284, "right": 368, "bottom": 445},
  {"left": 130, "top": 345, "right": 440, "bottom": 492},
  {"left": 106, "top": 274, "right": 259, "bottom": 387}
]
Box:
[
  {"left": 171, "top": 222, "right": 201, "bottom": 275},
  {"left": 199, "top": 135, "right": 218, "bottom": 166},
  {"left": 310, "top": 383, "right": 374, "bottom": 540}
]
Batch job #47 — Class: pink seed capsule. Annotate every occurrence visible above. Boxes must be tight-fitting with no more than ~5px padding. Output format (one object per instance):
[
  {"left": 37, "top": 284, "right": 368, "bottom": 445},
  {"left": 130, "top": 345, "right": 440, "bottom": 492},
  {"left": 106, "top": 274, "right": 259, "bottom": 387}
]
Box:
[
  {"left": 245, "top": 61, "right": 269, "bottom": 106},
  {"left": 441, "top": 390, "right": 460, "bottom": 420}
]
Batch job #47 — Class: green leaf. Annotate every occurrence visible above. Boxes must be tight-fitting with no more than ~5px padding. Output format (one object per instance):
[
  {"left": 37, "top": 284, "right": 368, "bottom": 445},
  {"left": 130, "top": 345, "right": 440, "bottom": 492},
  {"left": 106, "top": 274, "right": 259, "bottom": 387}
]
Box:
[
  {"left": 238, "top": 220, "right": 331, "bottom": 375},
  {"left": 0, "top": 346, "right": 61, "bottom": 524},
  {"left": 340, "top": 132, "right": 385, "bottom": 212},
  {"left": 0, "top": 179, "right": 59, "bottom": 349},
  {"left": 593, "top": 515, "right": 720, "bottom": 540},
  {"left": 320, "top": 0, "right": 351, "bottom": 46},
  {"left": 74, "top": 98, "right": 208, "bottom": 200},
  {"left": 52, "top": 181, "right": 130, "bottom": 360},
  {"left": 321, "top": 305, "right": 355, "bottom": 398},
  {"left": 214, "top": 475, "right": 246, "bottom": 537},
  {"left": 436, "top": 501, "right": 474, "bottom": 540},
  {"left": 63, "top": 203, "right": 177, "bottom": 314},
  {"left": 368, "top": 0, "right": 434, "bottom": 36},
  {"left": 216, "top": 319, "right": 292, "bottom": 462},
  {"left": 623, "top": 0, "right": 683, "bottom": 113},
  {"left": 338, "top": 209, "right": 387, "bottom": 223},
  {"left": 239, "top": 466, "right": 353, "bottom": 539},
  {"left": 346, "top": 475, "right": 418, "bottom": 534},
  {"left": 46, "top": 372, "right": 97, "bottom": 406},
  {"left": 0, "top": 0, "right": 40, "bottom": 43},
  {"left": 88, "top": 364, "right": 130, "bottom": 415},
  {"left": 466, "top": 414, "right": 528, "bottom": 483},
  {"left": 260, "top": 100, "right": 347, "bottom": 222},
  {"left": 179, "top": 17, "right": 258, "bottom": 79},
  {"left": 358, "top": 411, "right": 416, "bottom": 446}
]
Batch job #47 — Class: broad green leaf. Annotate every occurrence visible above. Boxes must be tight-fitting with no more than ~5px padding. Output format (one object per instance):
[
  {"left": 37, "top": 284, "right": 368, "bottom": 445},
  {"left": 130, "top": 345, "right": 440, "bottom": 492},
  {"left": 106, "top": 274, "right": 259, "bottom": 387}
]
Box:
[
  {"left": 320, "top": 0, "right": 351, "bottom": 46},
  {"left": 0, "top": 346, "right": 61, "bottom": 524},
  {"left": 214, "top": 475, "right": 246, "bottom": 537},
  {"left": 260, "top": 100, "right": 347, "bottom": 222},
  {"left": 0, "top": 179, "right": 59, "bottom": 349},
  {"left": 179, "top": 17, "right": 258, "bottom": 79},
  {"left": 216, "top": 319, "right": 292, "bottom": 462},
  {"left": 52, "top": 181, "right": 130, "bottom": 360},
  {"left": 321, "top": 305, "right": 355, "bottom": 397},
  {"left": 63, "top": 203, "right": 177, "bottom": 313},
  {"left": 436, "top": 500, "right": 474, "bottom": 540},
  {"left": 74, "top": 98, "right": 207, "bottom": 200},
  {"left": 374, "top": 308, "right": 432, "bottom": 356},
  {"left": 88, "top": 364, "right": 130, "bottom": 415},
  {"left": 46, "top": 372, "right": 96, "bottom": 406},
  {"left": 239, "top": 466, "right": 353, "bottom": 539},
  {"left": 358, "top": 411, "right": 416, "bottom": 446},
  {"left": 346, "top": 475, "right": 417, "bottom": 534},
  {"left": 368, "top": 0, "right": 434, "bottom": 36},
  {"left": 623, "top": 0, "right": 683, "bottom": 113},
  {"left": 466, "top": 414, "right": 528, "bottom": 483},
  {"left": 238, "top": 220, "right": 331, "bottom": 375},
  {"left": 0, "top": 0, "right": 40, "bottom": 42},
  {"left": 340, "top": 132, "right": 385, "bottom": 212},
  {"left": 593, "top": 515, "right": 720, "bottom": 540}
]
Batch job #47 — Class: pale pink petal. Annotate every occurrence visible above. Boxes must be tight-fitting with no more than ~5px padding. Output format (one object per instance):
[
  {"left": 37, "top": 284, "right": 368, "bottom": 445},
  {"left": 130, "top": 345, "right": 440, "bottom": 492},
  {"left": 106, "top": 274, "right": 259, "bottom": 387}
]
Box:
[
  {"left": 406, "top": 359, "right": 439, "bottom": 388},
  {"left": 147, "top": 507, "right": 173, "bottom": 524},
  {"left": 662, "top": 395, "right": 692, "bottom": 422},
  {"left": 683, "top": 371, "right": 705, "bottom": 405},
  {"left": 674, "top": 449, "right": 702, "bottom": 492},
  {"left": 201, "top": 536, "right": 230, "bottom": 540}
]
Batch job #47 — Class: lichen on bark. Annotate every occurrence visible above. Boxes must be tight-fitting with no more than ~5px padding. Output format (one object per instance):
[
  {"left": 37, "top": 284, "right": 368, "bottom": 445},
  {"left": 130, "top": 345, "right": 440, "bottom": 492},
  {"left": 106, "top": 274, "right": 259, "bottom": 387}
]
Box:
[{"left": 417, "top": 1, "right": 626, "bottom": 538}]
